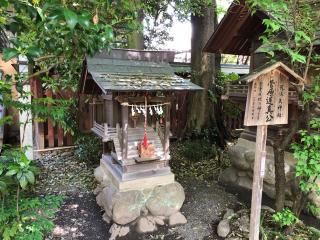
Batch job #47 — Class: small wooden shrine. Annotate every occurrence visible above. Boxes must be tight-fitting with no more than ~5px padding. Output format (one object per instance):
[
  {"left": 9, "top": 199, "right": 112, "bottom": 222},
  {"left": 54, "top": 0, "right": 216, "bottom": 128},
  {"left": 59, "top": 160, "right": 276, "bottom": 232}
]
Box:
[{"left": 80, "top": 49, "right": 202, "bottom": 190}]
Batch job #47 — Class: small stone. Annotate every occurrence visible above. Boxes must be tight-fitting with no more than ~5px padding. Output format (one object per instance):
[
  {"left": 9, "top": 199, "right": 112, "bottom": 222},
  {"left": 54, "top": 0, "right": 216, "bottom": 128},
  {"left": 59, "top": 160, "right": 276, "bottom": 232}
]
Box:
[
  {"left": 136, "top": 216, "right": 157, "bottom": 233},
  {"left": 168, "top": 212, "right": 187, "bottom": 226},
  {"left": 217, "top": 219, "right": 230, "bottom": 238},
  {"left": 94, "top": 166, "right": 104, "bottom": 183},
  {"left": 109, "top": 224, "right": 130, "bottom": 240},
  {"left": 223, "top": 209, "right": 235, "bottom": 220},
  {"left": 154, "top": 216, "right": 165, "bottom": 226}
]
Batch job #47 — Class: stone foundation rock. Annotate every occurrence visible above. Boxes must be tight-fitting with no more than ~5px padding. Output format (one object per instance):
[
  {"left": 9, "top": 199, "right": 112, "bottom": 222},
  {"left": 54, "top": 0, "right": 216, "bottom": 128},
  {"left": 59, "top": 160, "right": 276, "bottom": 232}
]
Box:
[
  {"left": 221, "top": 138, "right": 320, "bottom": 219},
  {"left": 94, "top": 165, "right": 187, "bottom": 234}
]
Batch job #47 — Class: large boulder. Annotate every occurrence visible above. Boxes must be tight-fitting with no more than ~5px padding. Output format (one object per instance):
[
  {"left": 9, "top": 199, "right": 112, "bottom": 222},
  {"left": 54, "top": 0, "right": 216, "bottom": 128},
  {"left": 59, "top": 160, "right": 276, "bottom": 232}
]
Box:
[
  {"left": 96, "top": 185, "right": 117, "bottom": 218},
  {"left": 112, "top": 190, "right": 144, "bottom": 225},
  {"left": 146, "top": 182, "right": 185, "bottom": 217},
  {"left": 229, "top": 146, "right": 250, "bottom": 171}
]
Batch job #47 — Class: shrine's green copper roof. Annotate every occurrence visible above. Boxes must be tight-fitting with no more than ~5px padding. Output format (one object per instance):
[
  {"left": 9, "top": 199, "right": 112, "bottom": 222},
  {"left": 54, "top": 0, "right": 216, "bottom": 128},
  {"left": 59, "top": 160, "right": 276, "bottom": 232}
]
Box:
[{"left": 86, "top": 57, "right": 203, "bottom": 92}]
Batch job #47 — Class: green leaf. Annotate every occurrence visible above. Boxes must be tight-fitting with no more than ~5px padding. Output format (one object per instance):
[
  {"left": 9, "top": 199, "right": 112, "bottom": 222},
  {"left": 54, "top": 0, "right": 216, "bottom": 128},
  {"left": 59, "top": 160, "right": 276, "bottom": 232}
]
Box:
[
  {"left": 78, "top": 11, "right": 91, "bottom": 28},
  {"left": 27, "top": 46, "right": 43, "bottom": 58},
  {"left": 25, "top": 170, "right": 35, "bottom": 184},
  {"left": 5, "top": 169, "right": 17, "bottom": 176},
  {"left": 47, "top": 9, "right": 63, "bottom": 20},
  {"left": 3, "top": 48, "right": 19, "bottom": 62},
  {"left": 0, "top": 0, "right": 8, "bottom": 8},
  {"left": 36, "top": 7, "right": 44, "bottom": 21},
  {"left": 19, "top": 175, "right": 28, "bottom": 189},
  {"left": 63, "top": 9, "right": 78, "bottom": 30}
]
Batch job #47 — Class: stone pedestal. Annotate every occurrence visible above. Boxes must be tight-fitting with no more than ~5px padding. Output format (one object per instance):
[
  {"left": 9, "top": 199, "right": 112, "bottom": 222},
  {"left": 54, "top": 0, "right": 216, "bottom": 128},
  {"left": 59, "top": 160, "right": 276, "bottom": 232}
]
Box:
[
  {"left": 94, "top": 157, "right": 187, "bottom": 235},
  {"left": 220, "top": 138, "right": 320, "bottom": 219}
]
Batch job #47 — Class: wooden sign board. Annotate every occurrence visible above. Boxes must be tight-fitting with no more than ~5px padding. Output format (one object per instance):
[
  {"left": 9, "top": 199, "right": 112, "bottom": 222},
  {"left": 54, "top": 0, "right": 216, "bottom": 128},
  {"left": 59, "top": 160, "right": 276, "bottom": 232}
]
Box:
[
  {"left": 244, "top": 70, "right": 289, "bottom": 126},
  {"left": 243, "top": 68, "right": 291, "bottom": 240}
]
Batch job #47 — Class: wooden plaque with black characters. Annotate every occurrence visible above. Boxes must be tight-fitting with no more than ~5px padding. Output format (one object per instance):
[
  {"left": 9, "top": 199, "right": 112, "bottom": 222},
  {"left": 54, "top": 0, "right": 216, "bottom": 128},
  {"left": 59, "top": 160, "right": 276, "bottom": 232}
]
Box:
[{"left": 244, "top": 70, "right": 289, "bottom": 126}]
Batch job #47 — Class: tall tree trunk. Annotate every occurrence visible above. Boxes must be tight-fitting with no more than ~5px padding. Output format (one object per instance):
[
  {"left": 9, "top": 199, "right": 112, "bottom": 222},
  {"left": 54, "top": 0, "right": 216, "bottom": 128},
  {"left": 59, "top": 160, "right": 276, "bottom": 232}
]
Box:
[
  {"left": 273, "top": 113, "right": 303, "bottom": 212},
  {"left": 273, "top": 144, "right": 286, "bottom": 211},
  {"left": 187, "top": 0, "right": 228, "bottom": 146},
  {"left": 128, "top": 9, "right": 144, "bottom": 49}
]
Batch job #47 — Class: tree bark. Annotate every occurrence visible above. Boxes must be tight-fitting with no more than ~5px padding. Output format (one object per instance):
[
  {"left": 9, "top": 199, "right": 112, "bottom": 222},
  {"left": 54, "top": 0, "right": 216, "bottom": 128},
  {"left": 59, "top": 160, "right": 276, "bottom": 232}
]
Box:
[
  {"left": 186, "top": 0, "right": 228, "bottom": 146},
  {"left": 273, "top": 145, "right": 286, "bottom": 211},
  {"left": 273, "top": 113, "right": 303, "bottom": 212},
  {"left": 128, "top": 9, "right": 144, "bottom": 49}
]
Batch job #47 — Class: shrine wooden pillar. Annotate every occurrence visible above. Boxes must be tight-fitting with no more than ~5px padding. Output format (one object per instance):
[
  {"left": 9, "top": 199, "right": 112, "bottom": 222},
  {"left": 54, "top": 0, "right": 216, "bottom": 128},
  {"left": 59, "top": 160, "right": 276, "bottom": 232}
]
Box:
[
  {"left": 121, "top": 104, "right": 128, "bottom": 160},
  {"left": 103, "top": 94, "right": 114, "bottom": 127},
  {"left": 164, "top": 104, "right": 170, "bottom": 161}
]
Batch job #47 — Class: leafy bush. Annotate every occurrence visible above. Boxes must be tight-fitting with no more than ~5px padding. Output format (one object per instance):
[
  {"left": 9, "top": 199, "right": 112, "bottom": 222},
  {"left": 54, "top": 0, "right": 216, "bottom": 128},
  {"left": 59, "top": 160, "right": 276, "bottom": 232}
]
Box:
[
  {"left": 74, "top": 133, "right": 102, "bottom": 165},
  {"left": 272, "top": 208, "right": 299, "bottom": 228},
  {"left": 0, "top": 195, "right": 63, "bottom": 240},
  {"left": 0, "top": 147, "right": 63, "bottom": 240},
  {"left": 171, "top": 141, "right": 230, "bottom": 184},
  {"left": 182, "top": 140, "right": 216, "bottom": 161},
  {"left": 0, "top": 148, "right": 39, "bottom": 215}
]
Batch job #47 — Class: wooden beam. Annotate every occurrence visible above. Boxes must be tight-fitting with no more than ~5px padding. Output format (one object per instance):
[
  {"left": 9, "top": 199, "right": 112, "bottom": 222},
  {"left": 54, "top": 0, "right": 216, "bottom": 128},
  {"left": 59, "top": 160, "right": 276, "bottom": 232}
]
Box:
[
  {"left": 115, "top": 95, "right": 173, "bottom": 104},
  {"left": 121, "top": 105, "right": 129, "bottom": 161},
  {"left": 164, "top": 104, "right": 171, "bottom": 161},
  {"left": 249, "top": 125, "right": 268, "bottom": 240}
]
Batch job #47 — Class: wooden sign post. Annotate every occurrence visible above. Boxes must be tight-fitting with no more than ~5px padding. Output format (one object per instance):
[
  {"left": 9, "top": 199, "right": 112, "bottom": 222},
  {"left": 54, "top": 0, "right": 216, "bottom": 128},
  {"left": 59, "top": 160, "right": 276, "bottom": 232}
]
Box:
[{"left": 244, "top": 69, "right": 289, "bottom": 240}]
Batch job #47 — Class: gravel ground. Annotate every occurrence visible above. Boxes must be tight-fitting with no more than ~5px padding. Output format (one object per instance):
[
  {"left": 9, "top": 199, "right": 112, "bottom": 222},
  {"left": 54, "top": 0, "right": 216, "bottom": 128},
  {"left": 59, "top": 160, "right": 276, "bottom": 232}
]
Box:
[{"left": 35, "top": 147, "right": 243, "bottom": 240}]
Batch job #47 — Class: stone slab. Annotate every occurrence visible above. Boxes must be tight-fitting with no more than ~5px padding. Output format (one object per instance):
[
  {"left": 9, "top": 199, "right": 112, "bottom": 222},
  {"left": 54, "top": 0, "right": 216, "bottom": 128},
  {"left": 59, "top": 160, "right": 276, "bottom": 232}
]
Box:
[{"left": 100, "top": 157, "right": 175, "bottom": 192}]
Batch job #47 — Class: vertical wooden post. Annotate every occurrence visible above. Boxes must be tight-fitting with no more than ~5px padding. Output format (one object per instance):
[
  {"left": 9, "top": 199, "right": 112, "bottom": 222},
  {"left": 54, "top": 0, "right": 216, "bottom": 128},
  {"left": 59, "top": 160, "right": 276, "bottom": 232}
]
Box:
[
  {"left": 249, "top": 125, "right": 268, "bottom": 240},
  {"left": 32, "top": 77, "right": 45, "bottom": 150},
  {"left": 104, "top": 123, "right": 108, "bottom": 138},
  {"left": 121, "top": 105, "right": 128, "bottom": 161},
  {"left": 92, "top": 98, "right": 96, "bottom": 124},
  {"left": 46, "top": 90, "right": 55, "bottom": 148},
  {"left": 164, "top": 104, "right": 170, "bottom": 161},
  {"left": 57, "top": 127, "right": 64, "bottom": 147},
  {"left": 105, "top": 95, "right": 114, "bottom": 127}
]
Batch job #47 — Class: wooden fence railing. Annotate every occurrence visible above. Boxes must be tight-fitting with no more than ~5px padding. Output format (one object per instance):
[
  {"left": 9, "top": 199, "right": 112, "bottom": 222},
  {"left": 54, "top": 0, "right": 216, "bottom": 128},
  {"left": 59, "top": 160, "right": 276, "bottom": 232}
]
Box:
[
  {"left": 224, "top": 111, "right": 245, "bottom": 131},
  {"left": 32, "top": 78, "right": 74, "bottom": 150}
]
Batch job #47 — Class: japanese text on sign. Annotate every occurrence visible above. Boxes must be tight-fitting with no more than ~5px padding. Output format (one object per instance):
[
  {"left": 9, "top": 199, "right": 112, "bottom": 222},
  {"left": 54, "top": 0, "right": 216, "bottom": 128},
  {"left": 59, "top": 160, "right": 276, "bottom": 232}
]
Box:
[{"left": 244, "top": 70, "right": 289, "bottom": 126}]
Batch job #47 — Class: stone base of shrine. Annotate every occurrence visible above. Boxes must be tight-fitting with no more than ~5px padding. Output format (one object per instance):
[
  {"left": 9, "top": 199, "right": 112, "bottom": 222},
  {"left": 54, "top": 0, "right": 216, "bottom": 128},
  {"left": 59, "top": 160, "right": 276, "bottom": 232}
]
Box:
[
  {"left": 93, "top": 157, "right": 187, "bottom": 235},
  {"left": 99, "top": 155, "right": 175, "bottom": 192}
]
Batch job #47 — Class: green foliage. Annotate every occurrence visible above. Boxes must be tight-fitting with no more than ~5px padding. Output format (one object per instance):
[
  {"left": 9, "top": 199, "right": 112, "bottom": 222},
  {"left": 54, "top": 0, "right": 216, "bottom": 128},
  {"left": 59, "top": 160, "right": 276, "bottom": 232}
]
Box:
[
  {"left": 272, "top": 208, "right": 299, "bottom": 228},
  {"left": 0, "top": 148, "right": 63, "bottom": 240},
  {"left": 292, "top": 118, "right": 320, "bottom": 194},
  {"left": 0, "top": 195, "right": 63, "bottom": 240},
  {"left": 74, "top": 133, "right": 103, "bottom": 165},
  {"left": 182, "top": 140, "right": 215, "bottom": 161},
  {"left": 248, "top": 0, "right": 318, "bottom": 65},
  {"left": 0, "top": 148, "right": 39, "bottom": 190},
  {"left": 0, "top": 0, "right": 140, "bottom": 135},
  {"left": 170, "top": 141, "right": 229, "bottom": 184},
  {"left": 260, "top": 209, "right": 317, "bottom": 240}
]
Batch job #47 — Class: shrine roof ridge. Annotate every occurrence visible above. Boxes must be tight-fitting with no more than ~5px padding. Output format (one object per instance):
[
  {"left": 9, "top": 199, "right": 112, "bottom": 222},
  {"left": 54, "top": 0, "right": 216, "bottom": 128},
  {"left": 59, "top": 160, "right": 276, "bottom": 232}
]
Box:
[
  {"left": 85, "top": 56, "right": 203, "bottom": 92},
  {"left": 238, "top": 61, "right": 305, "bottom": 84}
]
